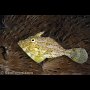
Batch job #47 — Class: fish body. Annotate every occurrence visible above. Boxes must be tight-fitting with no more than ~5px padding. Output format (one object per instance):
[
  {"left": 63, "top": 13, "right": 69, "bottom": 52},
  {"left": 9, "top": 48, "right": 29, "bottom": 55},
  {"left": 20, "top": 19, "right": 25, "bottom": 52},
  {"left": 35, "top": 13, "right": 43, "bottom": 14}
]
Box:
[{"left": 18, "top": 31, "right": 88, "bottom": 64}]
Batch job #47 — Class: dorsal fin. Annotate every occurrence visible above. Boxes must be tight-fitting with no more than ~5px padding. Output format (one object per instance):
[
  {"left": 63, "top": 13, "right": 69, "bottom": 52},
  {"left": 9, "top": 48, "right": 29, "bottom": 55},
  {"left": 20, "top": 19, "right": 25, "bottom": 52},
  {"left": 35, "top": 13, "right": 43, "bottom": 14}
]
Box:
[{"left": 34, "top": 31, "right": 45, "bottom": 37}]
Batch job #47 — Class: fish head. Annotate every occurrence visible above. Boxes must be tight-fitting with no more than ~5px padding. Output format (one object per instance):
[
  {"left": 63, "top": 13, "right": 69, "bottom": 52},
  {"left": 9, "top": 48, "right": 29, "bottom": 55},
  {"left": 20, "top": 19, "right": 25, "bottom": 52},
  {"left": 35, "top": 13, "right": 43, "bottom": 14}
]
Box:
[{"left": 18, "top": 31, "right": 47, "bottom": 63}]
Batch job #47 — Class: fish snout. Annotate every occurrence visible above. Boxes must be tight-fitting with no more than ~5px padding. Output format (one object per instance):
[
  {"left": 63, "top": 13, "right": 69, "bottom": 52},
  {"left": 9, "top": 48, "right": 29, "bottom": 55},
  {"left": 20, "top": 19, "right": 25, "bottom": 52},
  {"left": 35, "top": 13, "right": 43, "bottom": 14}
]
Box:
[{"left": 18, "top": 40, "right": 24, "bottom": 47}]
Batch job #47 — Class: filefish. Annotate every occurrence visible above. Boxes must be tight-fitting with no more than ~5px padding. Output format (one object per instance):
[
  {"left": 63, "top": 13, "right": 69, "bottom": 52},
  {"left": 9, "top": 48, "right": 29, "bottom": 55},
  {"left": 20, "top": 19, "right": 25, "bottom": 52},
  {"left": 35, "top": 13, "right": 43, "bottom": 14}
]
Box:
[{"left": 18, "top": 31, "right": 88, "bottom": 64}]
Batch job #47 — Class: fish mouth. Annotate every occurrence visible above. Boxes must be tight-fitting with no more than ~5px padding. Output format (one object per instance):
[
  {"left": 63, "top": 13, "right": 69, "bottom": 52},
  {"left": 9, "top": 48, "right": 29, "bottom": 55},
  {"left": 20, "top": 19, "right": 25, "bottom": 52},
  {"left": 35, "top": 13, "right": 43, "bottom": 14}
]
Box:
[
  {"left": 17, "top": 41, "right": 21, "bottom": 45},
  {"left": 18, "top": 41, "right": 23, "bottom": 47}
]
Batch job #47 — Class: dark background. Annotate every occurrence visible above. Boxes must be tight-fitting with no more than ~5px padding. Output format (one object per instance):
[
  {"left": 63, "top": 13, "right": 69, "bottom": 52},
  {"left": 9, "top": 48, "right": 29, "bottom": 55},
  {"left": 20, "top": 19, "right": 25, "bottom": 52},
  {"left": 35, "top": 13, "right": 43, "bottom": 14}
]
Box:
[{"left": 0, "top": 15, "right": 5, "bottom": 29}]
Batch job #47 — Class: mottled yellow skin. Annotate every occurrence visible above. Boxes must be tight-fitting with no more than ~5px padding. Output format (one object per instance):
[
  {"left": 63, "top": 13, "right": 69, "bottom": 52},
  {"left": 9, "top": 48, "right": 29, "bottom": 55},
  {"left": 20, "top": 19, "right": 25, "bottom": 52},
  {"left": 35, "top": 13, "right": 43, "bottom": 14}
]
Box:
[
  {"left": 18, "top": 31, "right": 65, "bottom": 63},
  {"left": 18, "top": 31, "right": 88, "bottom": 64}
]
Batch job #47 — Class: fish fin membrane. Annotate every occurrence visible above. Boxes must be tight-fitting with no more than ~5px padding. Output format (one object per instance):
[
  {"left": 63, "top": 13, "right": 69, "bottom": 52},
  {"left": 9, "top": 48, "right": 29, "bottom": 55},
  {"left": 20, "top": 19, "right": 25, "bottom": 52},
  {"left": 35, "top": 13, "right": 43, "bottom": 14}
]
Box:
[{"left": 65, "top": 48, "right": 88, "bottom": 64}]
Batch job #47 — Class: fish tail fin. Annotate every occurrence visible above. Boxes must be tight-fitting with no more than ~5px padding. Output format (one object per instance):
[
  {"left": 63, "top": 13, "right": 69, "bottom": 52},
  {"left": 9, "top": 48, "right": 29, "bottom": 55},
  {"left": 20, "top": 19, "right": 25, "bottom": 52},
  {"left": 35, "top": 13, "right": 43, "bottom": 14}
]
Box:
[{"left": 64, "top": 48, "right": 88, "bottom": 64}]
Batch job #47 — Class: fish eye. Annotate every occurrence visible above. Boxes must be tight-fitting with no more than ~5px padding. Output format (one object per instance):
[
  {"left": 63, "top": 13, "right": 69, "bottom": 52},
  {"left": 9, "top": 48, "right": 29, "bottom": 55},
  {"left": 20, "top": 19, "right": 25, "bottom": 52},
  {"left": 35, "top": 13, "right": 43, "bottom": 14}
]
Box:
[{"left": 31, "top": 38, "right": 35, "bottom": 42}]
